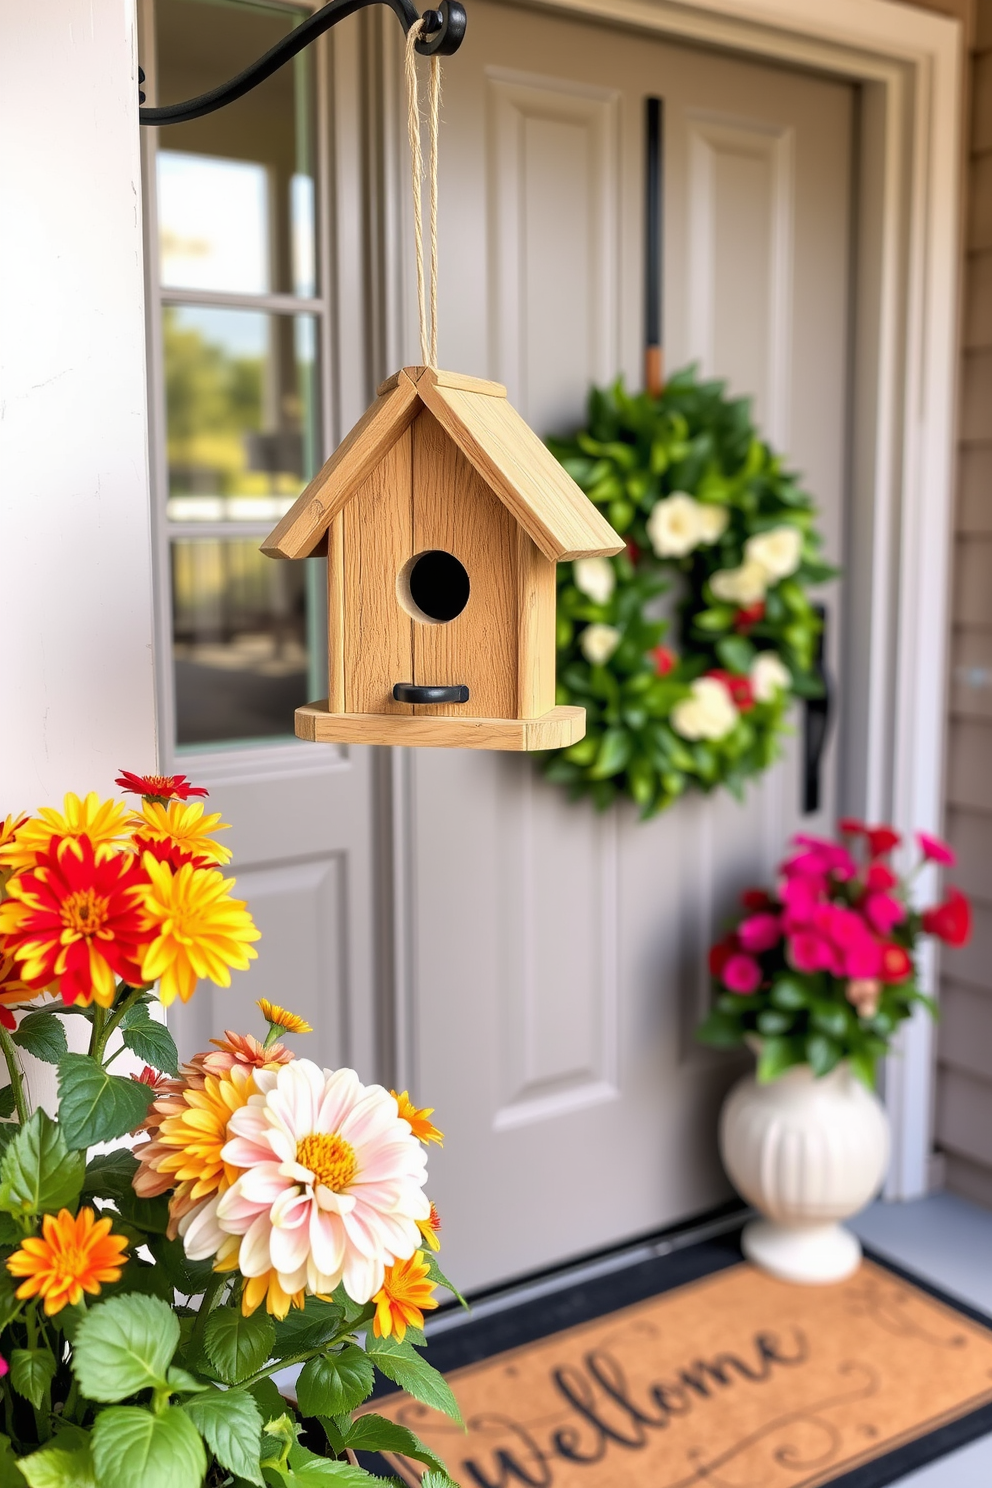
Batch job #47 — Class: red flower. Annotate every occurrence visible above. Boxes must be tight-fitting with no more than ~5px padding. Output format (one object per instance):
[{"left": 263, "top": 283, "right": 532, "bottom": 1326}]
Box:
[
  {"left": 741, "top": 888, "right": 773, "bottom": 911},
  {"left": 880, "top": 943, "right": 913, "bottom": 983},
  {"left": 625, "top": 539, "right": 641, "bottom": 566},
  {"left": 708, "top": 669, "right": 755, "bottom": 713},
  {"left": 733, "top": 602, "right": 765, "bottom": 635},
  {"left": 839, "top": 818, "right": 866, "bottom": 837},
  {"left": 866, "top": 825, "right": 901, "bottom": 858},
  {"left": 917, "top": 831, "right": 955, "bottom": 867},
  {"left": 0, "top": 836, "right": 147, "bottom": 1007},
  {"left": 922, "top": 888, "right": 972, "bottom": 948},
  {"left": 115, "top": 771, "right": 208, "bottom": 803},
  {"left": 708, "top": 934, "right": 738, "bottom": 978},
  {"left": 0, "top": 1010, "right": 15, "bottom": 1032},
  {"left": 652, "top": 645, "right": 676, "bottom": 677},
  {"left": 865, "top": 862, "right": 897, "bottom": 892},
  {"left": 131, "top": 834, "right": 211, "bottom": 873}
]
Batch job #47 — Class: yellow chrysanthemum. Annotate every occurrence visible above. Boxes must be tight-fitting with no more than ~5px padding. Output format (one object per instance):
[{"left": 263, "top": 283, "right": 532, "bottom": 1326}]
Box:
[
  {"left": 257, "top": 999, "right": 312, "bottom": 1036},
  {"left": 0, "top": 793, "right": 130, "bottom": 872},
  {"left": 150, "top": 1065, "right": 258, "bottom": 1201},
  {"left": 372, "top": 1251, "right": 438, "bottom": 1341},
  {"left": 392, "top": 1090, "right": 444, "bottom": 1146},
  {"left": 137, "top": 857, "right": 260, "bottom": 1005},
  {"left": 131, "top": 799, "right": 233, "bottom": 867},
  {"left": 7, "top": 1207, "right": 128, "bottom": 1314},
  {"left": 416, "top": 1201, "right": 442, "bottom": 1253}
]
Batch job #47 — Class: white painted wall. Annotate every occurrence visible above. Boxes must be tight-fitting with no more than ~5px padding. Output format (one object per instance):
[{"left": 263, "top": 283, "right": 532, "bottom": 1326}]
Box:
[{"left": 0, "top": 0, "right": 157, "bottom": 807}]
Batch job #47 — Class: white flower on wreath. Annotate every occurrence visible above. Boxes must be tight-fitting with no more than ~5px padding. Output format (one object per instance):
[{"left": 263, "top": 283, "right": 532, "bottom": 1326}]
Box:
[
  {"left": 709, "top": 559, "right": 769, "bottom": 606},
  {"left": 696, "top": 504, "right": 730, "bottom": 544},
  {"left": 646, "top": 493, "right": 702, "bottom": 557},
  {"left": 572, "top": 557, "right": 616, "bottom": 605},
  {"left": 671, "top": 676, "right": 739, "bottom": 741},
  {"left": 744, "top": 525, "right": 803, "bottom": 581},
  {"left": 750, "top": 651, "right": 791, "bottom": 703},
  {"left": 580, "top": 623, "right": 622, "bottom": 666}
]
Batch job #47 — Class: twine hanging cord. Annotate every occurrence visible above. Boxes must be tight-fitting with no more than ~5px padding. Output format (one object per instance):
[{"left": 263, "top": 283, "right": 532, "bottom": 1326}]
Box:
[{"left": 405, "top": 20, "right": 442, "bottom": 368}]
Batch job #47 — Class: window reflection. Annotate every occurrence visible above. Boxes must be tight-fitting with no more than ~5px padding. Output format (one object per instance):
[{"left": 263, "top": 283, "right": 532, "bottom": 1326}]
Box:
[
  {"left": 159, "top": 153, "right": 270, "bottom": 293},
  {"left": 172, "top": 540, "right": 311, "bottom": 745},
  {"left": 164, "top": 306, "right": 317, "bottom": 522}
]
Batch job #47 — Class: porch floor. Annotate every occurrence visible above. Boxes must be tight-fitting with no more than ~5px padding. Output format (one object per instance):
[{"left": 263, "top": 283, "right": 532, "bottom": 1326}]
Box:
[{"left": 851, "top": 1193, "right": 992, "bottom": 1485}]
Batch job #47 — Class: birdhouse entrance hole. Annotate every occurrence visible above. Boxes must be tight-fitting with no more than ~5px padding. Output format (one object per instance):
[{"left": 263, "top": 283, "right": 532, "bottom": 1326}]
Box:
[{"left": 399, "top": 549, "right": 471, "bottom": 624}]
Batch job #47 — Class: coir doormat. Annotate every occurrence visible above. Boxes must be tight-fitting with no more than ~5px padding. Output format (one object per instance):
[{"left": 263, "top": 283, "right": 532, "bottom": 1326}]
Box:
[{"left": 367, "top": 1230, "right": 992, "bottom": 1488}]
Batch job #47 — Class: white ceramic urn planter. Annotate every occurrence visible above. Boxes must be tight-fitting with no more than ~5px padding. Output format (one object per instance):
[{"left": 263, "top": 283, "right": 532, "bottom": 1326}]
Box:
[{"left": 719, "top": 1061, "right": 890, "bottom": 1285}]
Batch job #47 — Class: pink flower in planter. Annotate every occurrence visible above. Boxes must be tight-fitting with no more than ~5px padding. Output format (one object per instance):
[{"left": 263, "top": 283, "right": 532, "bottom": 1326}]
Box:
[
  {"left": 721, "top": 953, "right": 762, "bottom": 995},
  {"left": 788, "top": 931, "right": 833, "bottom": 973},
  {"left": 823, "top": 904, "right": 869, "bottom": 948},
  {"left": 780, "top": 875, "right": 823, "bottom": 927},
  {"left": 865, "top": 861, "right": 897, "bottom": 892},
  {"left": 863, "top": 892, "right": 906, "bottom": 937},
  {"left": 738, "top": 913, "right": 782, "bottom": 953},
  {"left": 843, "top": 935, "right": 884, "bottom": 979},
  {"left": 787, "top": 835, "right": 857, "bottom": 881},
  {"left": 917, "top": 831, "right": 956, "bottom": 866}
]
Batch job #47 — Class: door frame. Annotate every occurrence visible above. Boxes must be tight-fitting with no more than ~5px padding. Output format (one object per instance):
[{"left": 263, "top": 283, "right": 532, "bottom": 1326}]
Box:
[{"left": 373, "top": 0, "right": 963, "bottom": 1201}]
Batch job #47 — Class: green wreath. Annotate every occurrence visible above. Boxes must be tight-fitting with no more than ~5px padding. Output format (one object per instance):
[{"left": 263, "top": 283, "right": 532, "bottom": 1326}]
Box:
[{"left": 540, "top": 368, "right": 835, "bottom": 817}]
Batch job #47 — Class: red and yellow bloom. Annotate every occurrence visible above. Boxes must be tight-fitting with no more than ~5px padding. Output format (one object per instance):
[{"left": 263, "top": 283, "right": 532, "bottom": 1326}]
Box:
[
  {"left": 7, "top": 1207, "right": 128, "bottom": 1314},
  {"left": 0, "top": 793, "right": 131, "bottom": 873},
  {"left": 115, "top": 770, "right": 208, "bottom": 803},
  {"left": 0, "top": 836, "right": 147, "bottom": 1007},
  {"left": 131, "top": 800, "right": 232, "bottom": 868}
]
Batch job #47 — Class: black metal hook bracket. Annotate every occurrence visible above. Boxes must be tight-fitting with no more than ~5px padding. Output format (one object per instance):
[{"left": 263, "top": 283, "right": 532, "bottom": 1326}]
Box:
[{"left": 138, "top": 0, "right": 466, "bottom": 126}]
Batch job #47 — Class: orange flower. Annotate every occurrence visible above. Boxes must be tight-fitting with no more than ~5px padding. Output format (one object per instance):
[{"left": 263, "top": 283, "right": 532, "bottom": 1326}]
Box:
[
  {"left": 0, "top": 836, "right": 147, "bottom": 1007},
  {"left": 7, "top": 1207, "right": 128, "bottom": 1314},
  {"left": 131, "top": 800, "right": 232, "bottom": 867},
  {"left": 0, "top": 794, "right": 131, "bottom": 873},
  {"left": 257, "top": 999, "right": 312, "bottom": 1036},
  {"left": 372, "top": 1252, "right": 438, "bottom": 1341},
  {"left": 136, "top": 858, "right": 260, "bottom": 1006},
  {"left": 392, "top": 1091, "right": 443, "bottom": 1146},
  {"left": 416, "top": 1202, "right": 442, "bottom": 1253},
  {"left": 201, "top": 1030, "right": 294, "bottom": 1075}
]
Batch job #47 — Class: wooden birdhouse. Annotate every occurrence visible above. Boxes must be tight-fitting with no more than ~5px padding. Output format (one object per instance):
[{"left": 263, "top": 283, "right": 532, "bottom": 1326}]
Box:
[{"left": 261, "top": 366, "right": 623, "bottom": 749}]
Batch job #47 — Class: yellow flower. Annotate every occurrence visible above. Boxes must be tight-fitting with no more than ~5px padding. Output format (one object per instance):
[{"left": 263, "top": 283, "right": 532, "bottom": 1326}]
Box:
[
  {"left": 131, "top": 800, "right": 233, "bottom": 867},
  {"left": 221, "top": 1243, "right": 306, "bottom": 1320},
  {"left": 137, "top": 858, "right": 260, "bottom": 1005},
  {"left": 7, "top": 1207, "right": 128, "bottom": 1314},
  {"left": 416, "top": 1201, "right": 442, "bottom": 1253},
  {"left": 372, "top": 1252, "right": 438, "bottom": 1341},
  {"left": 392, "top": 1091, "right": 443, "bottom": 1146},
  {"left": 257, "top": 999, "right": 312, "bottom": 1036},
  {"left": 0, "top": 793, "right": 131, "bottom": 872},
  {"left": 145, "top": 1065, "right": 258, "bottom": 1204}
]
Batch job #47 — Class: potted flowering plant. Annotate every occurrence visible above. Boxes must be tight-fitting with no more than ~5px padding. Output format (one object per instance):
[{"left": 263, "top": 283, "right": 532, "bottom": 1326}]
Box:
[
  {"left": 0, "top": 775, "right": 462, "bottom": 1487},
  {"left": 696, "top": 820, "right": 971, "bottom": 1285}
]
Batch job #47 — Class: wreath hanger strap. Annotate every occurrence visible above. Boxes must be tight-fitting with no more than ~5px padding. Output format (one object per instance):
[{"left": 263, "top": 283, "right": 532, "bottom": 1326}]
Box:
[{"left": 405, "top": 22, "right": 442, "bottom": 368}]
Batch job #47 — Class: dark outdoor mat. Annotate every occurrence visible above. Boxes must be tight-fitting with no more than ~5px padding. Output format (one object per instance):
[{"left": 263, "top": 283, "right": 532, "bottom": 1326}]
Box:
[{"left": 367, "top": 1227, "right": 992, "bottom": 1488}]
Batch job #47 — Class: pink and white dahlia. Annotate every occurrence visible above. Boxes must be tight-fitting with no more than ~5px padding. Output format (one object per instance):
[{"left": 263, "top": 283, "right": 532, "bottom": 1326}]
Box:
[{"left": 182, "top": 1060, "right": 429, "bottom": 1303}]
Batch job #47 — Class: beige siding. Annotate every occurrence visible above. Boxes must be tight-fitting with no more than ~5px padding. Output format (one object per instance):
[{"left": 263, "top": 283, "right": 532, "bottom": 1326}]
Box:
[{"left": 932, "top": 0, "right": 992, "bottom": 1199}]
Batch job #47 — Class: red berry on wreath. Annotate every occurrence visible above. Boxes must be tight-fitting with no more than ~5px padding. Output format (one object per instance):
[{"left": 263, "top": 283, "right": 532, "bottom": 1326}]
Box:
[{"left": 652, "top": 645, "right": 676, "bottom": 676}]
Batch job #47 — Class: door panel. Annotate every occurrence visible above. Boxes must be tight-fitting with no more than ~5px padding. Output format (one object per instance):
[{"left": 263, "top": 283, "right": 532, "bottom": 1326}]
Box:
[{"left": 404, "top": 1, "right": 851, "bottom": 1291}]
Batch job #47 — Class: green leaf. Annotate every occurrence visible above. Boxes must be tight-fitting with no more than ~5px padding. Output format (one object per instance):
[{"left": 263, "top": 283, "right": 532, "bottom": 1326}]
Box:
[
  {"left": 204, "top": 1306, "right": 275, "bottom": 1385},
  {"left": 73, "top": 1293, "right": 179, "bottom": 1402},
  {"left": 693, "top": 606, "right": 734, "bottom": 633},
  {"left": 91, "top": 1406, "right": 206, "bottom": 1488},
  {"left": 715, "top": 635, "right": 756, "bottom": 674},
  {"left": 0, "top": 1088, "right": 16, "bottom": 1122},
  {"left": 81, "top": 1148, "right": 139, "bottom": 1203},
  {"left": 756, "top": 1010, "right": 792, "bottom": 1037},
  {"left": 422, "top": 1253, "right": 468, "bottom": 1309},
  {"left": 770, "top": 976, "right": 810, "bottom": 1010},
  {"left": 11, "top": 1013, "right": 68, "bottom": 1067},
  {"left": 757, "top": 1036, "right": 803, "bottom": 1084},
  {"left": 56, "top": 1055, "right": 155, "bottom": 1150},
  {"left": 121, "top": 1020, "right": 179, "bottom": 1077},
  {"left": 296, "top": 1346, "right": 374, "bottom": 1417},
  {"left": 0, "top": 1110, "right": 85, "bottom": 1219},
  {"left": 587, "top": 728, "right": 632, "bottom": 780},
  {"left": 806, "top": 1033, "right": 842, "bottom": 1077},
  {"left": 366, "top": 1333, "right": 462, "bottom": 1424},
  {"left": 166, "top": 1366, "right": 208, "bottom": 1394},
  {"left": 9, "top": 1349, "right": 56, "bottom": 1411},
  {"left": 344, "top": 1414, "right": 450, "bottom": 1477},
  {"left": 17, "top": 1445, "right": 96, "bottom": 1488},
  {"left": 182, "top": 1387, "right": 264, "bottom": 1486},
  {"left": 849, "top": 1048, "right": 879, "bottom": 1090},
  {"left": 271, "top": 1297, "right": 344, "bottom": 1359},
  {"left": 421, "top": 1474, "right": 460, "bottom": 1488}
]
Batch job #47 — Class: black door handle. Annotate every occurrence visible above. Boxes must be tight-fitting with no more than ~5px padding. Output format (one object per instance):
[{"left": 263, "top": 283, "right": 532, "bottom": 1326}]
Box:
[
  {"left": 802, "top": 604, "right": 831, "bottom": 815},
  {"left": 393, "top": 683, "right": 470, "bottom": 705}
]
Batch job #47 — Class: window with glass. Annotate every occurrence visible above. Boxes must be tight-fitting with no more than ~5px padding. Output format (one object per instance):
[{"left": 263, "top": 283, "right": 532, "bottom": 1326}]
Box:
[{"left": 147, "top": 0, "right": 325, "bottom": 748}]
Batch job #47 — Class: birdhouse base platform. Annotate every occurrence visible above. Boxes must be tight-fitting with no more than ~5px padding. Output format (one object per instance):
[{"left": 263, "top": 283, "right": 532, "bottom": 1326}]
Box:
[{"left": 294, "top": 701, "right": 586, "bottom": 752}]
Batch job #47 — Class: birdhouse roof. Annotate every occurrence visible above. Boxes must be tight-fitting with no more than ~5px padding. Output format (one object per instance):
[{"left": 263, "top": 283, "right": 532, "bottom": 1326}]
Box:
[{"left": 261, "top": 366, "right": 623, "bottom": 564}]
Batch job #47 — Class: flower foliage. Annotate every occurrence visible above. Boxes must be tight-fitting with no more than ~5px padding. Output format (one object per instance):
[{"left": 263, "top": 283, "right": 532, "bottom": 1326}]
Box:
[
  {"left": 696, "top": 821, "right": 971, "bottom": 1087},
  {"left": 543, "top": 370, "right": 835, "bottom": 816},
  {"left": 0, "top": 775, "right": 462, "bottom": 1487}
]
